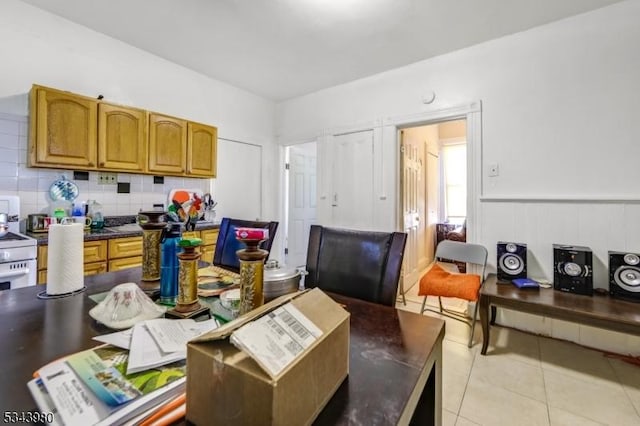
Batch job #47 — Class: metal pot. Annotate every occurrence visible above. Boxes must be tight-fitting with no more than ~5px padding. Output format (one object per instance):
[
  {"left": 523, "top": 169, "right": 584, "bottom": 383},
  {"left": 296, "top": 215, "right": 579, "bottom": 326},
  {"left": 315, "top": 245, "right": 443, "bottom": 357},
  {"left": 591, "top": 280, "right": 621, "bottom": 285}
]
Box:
[{"left": 263, "top": 260, "right": 306, "bottom": 302}]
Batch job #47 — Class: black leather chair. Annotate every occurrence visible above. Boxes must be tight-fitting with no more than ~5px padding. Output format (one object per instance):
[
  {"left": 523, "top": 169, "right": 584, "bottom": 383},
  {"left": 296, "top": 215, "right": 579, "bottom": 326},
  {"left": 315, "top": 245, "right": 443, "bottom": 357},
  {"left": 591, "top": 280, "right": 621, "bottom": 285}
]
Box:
[
  {"left": 213, "top": 217, "right": 279, "bottom": 272},
  {"left": 305, "top": 225, "right": 407, "bottom": 306}
]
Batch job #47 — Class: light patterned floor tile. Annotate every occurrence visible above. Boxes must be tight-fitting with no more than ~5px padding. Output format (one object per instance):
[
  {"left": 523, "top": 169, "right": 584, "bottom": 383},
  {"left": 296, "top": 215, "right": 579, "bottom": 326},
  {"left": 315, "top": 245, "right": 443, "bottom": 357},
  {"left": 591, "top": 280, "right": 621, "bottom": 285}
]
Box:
[
  {"left": 471, "top": 350, "right": 546, "bottom": 402},
  {"left": 544, "top": 369, "right": 639, "bottom": 425},
  {"left": 608, "top": 357, "right": 640, "bottom": 415},
  {"left": 444, "top": 339, "right": 477, "bottom": 377},
  {"left": 485, "top": 326, "right": 541, "bottom": 367},
  {"left": 442, "top": 409, "right": 457, "bottom": 426},
  {"left": 459, "top": 377, "right": 549, "bottom": 426},
  {"left": 443, "top": 369, "right": 470, "bottom": 414},
  {"left": 548, "top": 406, "right": 605, "bottom": 426},
  {"left": 539, "top": 336, "right": 619, "bottom": 387},
  {"left": 455, "top": 415, "right": 481, "bottom": 426}
]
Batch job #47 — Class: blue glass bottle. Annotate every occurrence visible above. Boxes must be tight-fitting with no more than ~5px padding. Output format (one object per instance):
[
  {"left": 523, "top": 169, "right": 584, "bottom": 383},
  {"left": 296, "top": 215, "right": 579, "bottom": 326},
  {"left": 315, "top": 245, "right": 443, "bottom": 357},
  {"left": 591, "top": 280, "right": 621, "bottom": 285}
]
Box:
[{"left": 160, "top": 223, "right": 182, "bottom": 305}]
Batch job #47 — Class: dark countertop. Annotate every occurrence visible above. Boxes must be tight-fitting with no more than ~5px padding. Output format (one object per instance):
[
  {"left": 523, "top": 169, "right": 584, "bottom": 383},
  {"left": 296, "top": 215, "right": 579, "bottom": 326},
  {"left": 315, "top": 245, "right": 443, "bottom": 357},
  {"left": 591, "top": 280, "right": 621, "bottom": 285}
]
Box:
[{"left": 26, "top": 221, "right": 220, "bottom": 245}]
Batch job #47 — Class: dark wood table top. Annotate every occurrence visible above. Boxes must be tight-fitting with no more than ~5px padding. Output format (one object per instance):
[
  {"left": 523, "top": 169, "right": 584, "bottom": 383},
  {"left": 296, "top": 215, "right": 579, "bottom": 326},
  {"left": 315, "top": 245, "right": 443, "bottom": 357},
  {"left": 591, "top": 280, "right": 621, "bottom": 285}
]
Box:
[
  {"left": 0, "top": 269, "right": 445, "bottom": 425},
  {"left": 481, "top": 274, "right": 640, "bottom": 329}
]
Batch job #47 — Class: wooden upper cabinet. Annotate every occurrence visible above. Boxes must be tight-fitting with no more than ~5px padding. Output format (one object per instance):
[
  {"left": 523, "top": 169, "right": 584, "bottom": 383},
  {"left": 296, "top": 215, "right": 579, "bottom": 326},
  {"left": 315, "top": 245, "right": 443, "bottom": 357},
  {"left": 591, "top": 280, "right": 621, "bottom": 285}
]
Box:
[
  {"left": 148, "top": 113, "right": 187, "bottom": 175},
  {"left": 187, "top": 122, "right": 217, "bottom": 177},
  {"left": 98, "top": 103, "right": 147, "bottom": 172},
  {"left": 30, "top": 86, "right": 98, "bottom": 168}
]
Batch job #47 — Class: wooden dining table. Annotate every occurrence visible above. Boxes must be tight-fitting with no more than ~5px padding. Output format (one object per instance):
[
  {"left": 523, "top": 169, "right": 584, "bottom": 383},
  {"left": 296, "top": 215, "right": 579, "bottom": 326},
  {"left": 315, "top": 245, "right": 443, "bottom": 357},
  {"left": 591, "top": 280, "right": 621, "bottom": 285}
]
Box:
[{"left": 0, "top": 268, "right": 445, "bottom": 425}]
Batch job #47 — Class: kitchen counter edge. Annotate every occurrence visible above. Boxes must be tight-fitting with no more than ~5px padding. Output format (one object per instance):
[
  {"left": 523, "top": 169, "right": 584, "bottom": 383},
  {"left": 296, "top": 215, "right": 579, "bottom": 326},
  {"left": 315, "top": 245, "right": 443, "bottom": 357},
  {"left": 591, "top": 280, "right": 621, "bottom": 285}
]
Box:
[{"left": 26, "top": 222, "right": 220, "bottom": 245}]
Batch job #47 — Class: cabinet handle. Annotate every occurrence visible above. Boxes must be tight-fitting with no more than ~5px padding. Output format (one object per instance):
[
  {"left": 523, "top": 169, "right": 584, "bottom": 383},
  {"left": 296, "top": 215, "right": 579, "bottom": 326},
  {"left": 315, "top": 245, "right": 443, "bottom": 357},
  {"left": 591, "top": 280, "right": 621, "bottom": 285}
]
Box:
[
  {"left": 88, "top": 162, "right": 95, "bottom": 167},
  {"left": 99, "top": 162, "right": 105, "bottom": 167}
]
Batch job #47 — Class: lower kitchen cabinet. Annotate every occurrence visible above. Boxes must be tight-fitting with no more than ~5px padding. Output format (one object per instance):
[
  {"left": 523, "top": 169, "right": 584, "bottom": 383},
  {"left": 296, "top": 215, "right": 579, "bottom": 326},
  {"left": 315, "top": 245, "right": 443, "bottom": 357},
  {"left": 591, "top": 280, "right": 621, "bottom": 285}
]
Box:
[
  {"left": 182, "top": 229, "right": 219, "bottom": 264},
  {"left": 37, "top": 240, "right": 108, "bottom": 285},
  {"left": 200, "top": 228, "right": 219, "bottom": 264},
  {"left": 36, "top": 237, "right": 143, "bottom": 284},
  {"left": 108, "top": 236, "right": 143, "bottom": 271}
]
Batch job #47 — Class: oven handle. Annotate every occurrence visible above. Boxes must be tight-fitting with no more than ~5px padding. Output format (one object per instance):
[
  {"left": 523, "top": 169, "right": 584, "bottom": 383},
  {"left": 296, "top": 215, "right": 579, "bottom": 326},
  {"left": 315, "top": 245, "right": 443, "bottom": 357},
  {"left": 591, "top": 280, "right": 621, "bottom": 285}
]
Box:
[{"left": 0, "top": 268, "right": 30, "bottom": 279}]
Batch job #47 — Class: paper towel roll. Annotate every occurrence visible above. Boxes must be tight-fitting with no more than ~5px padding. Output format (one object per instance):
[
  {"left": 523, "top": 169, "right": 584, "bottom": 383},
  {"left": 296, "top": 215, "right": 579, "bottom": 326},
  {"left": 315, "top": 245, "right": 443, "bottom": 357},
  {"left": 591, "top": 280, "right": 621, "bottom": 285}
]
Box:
[{"left": 46, "top": 223, "right": 85, "bottom": 295}]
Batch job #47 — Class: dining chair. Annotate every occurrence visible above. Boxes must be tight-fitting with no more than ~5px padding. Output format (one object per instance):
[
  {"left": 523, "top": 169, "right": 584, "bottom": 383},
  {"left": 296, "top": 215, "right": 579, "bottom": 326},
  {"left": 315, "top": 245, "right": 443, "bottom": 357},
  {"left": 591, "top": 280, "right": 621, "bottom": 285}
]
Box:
[
  {"left": 213, "top": 217, "right": 279, "bottom": 272},
  {"left": 305, "top": 225, "right": 407, "bottom": 306},
  {"left": 419, "top": 240, "right": 488, "bottom": 347}
]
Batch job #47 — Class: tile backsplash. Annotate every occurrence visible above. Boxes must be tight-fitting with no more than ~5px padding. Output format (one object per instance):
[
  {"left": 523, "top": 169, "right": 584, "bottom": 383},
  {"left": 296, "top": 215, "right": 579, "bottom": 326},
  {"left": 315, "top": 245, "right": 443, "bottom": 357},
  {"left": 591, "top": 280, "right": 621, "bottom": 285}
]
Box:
[{"left": 0, "top": 113, "right": 212, "bottom": 218}]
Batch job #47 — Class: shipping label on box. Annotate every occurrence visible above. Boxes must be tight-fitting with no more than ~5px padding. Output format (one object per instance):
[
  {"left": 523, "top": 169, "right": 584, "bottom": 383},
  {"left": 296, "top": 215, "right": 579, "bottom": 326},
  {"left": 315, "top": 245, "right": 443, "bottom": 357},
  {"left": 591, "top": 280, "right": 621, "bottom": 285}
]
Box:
[{"left": 187, "top": 288, "right": 350, "bottom": 426}]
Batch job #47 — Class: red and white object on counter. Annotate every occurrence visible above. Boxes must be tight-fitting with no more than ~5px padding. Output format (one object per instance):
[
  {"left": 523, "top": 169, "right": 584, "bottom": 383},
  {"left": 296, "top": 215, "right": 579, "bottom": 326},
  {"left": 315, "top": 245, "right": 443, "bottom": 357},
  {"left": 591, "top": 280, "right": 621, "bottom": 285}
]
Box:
[{"left": 235, "top": 228, "right": 269, "bottom": 241}]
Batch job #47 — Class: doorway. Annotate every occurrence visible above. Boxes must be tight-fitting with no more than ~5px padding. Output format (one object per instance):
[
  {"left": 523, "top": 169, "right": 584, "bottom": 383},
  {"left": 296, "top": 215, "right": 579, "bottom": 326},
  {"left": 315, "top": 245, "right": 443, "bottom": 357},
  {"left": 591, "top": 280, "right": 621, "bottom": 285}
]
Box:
[
  {"left": 400, "top": 119, "right": 467, "bottom": 294},
  {"left": 284, "top": 142, "right": 317, "bottom": 268}
]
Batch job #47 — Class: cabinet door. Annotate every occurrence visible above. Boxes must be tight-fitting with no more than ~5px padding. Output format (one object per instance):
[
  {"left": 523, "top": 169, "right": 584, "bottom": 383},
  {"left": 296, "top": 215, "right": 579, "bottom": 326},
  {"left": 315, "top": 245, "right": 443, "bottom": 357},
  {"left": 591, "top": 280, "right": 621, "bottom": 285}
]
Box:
[
  {"left": 148, "top": 113, "right": 187, "bottom": 175},
  {"left": 84, "top": 262, "right": 108, "bottom": 276},
  {"left": 37, "top": 245, "right": 48, "bottom": 272},
  {"left": 109, "top": 256, "right": 143, "bottom": 271},
  {"left": 200, "top": 229, "right": 219, "bottom": 245},
  {"left": 84, "top": 240, "right": 108, "bottom": 263},
  {"left": 31, "top": 87, "right": 98, "bottom": 168},
  {"left": 201, "top": 245, "right": 215, "bottom": 264},
  {"left": 187, "top": 122, "right": 217, "bottom": 177},
  {"left": 109, "top": 237, "right": 143, "bottom": 259},
  {"left": 98, "top": 103, "right": 147, "bottom": 172}
]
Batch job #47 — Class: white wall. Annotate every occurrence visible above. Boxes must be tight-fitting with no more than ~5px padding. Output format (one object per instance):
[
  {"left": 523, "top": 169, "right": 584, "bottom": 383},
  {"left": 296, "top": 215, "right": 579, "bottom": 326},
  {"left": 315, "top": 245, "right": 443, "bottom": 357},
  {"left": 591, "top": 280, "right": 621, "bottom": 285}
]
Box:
[
  {"left": 276, "top": 0, "right": 640, "bottom": 355},
  {"left": 0, "top": 0, "right": 279, "bottom": 225}
]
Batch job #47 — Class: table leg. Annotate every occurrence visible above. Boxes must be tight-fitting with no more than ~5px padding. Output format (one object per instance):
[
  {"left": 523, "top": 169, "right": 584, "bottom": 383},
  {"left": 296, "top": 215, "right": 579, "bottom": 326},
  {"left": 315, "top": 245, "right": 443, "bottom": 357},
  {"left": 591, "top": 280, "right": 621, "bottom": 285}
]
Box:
[
  {"left": 480, "top": 295, "right": 490, "bottom": 355},
  {"left": 490, "top": 305, "right": 497, "bottom": 325}
]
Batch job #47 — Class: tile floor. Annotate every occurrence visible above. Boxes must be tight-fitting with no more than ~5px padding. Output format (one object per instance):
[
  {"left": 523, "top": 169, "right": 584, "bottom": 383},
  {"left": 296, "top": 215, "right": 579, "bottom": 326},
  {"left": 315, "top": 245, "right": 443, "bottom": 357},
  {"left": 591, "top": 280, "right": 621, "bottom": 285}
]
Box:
[{"left": 397, "top": 283, "right": 640, "bottom": 426}]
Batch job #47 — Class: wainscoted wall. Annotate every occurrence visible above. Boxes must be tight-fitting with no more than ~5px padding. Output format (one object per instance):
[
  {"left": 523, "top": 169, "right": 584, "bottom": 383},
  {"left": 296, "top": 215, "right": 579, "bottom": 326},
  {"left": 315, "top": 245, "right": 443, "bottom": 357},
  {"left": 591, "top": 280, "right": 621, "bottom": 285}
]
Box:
[
  {"left": 0, "top": 112, "right": 210, "bottom": 218},
  {"left": 481, "top": 198, "right": 640, "bottom": 355},
  {"left": 276, "top": 1, "right": 640, "bottom": 355}
]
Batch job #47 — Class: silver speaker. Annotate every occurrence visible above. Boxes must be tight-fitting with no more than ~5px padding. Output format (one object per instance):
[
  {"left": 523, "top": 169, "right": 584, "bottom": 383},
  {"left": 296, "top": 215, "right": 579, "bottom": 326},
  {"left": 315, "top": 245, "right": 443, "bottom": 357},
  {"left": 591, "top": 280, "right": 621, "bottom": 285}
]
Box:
[
  {"left": 497, "top": 242, "right": 527, "bottom": 282},
  {"left": 610, "top": 251, "right": 640, "bottom": 301}
]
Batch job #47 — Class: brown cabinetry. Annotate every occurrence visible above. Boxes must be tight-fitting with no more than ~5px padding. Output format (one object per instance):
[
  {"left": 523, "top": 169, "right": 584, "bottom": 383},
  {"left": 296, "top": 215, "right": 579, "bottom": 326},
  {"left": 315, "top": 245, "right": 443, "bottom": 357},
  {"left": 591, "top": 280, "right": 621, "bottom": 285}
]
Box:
[
  {"left": 148, "top": 113, "right": 187, "bottom": 175},
  {"left": 30, "top": 86, "right": 97, "bottom": 169},
  {"left": 36, "top": 240, "right": 108, "bottom": 285},
  {"left": 29, "top": 84, "right": 217, "bottom": 178},
  {"left": 200, "top": 228, "right": 219, "bottom": 263},
  {"left": 98, "top": 103, "right": 147, "bottom": 172},
  {"left": 108, "top": 236, "right": 143, "bottom": 271},
  {"left": 181, "top": 228, "right": 219, "bottom": 263},
  {"left": 187, "top": 122, "right": 218, "bottom": 177}
]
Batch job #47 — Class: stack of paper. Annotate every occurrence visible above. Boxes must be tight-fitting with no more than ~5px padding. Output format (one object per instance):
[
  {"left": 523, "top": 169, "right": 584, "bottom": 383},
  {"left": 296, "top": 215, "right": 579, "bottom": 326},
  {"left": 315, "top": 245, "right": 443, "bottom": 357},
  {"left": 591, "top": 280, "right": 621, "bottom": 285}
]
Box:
[{"left": 28, "top": 318, "right": 219, "bottom": 426}]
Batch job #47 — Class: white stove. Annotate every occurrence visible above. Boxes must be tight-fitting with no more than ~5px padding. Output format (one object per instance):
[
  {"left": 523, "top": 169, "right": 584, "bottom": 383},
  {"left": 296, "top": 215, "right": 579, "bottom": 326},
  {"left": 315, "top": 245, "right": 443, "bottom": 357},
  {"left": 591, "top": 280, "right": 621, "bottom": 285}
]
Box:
[{"left": 0, "top": 195, "right": 37, "bottom": 290}]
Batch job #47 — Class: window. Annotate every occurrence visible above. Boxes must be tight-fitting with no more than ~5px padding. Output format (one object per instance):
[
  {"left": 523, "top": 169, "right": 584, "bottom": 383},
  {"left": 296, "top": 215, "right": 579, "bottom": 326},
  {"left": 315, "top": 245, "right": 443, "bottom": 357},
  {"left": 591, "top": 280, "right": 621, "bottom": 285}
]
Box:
[{"left": 441, "top": 142, "right": 466, "bottom": 222}]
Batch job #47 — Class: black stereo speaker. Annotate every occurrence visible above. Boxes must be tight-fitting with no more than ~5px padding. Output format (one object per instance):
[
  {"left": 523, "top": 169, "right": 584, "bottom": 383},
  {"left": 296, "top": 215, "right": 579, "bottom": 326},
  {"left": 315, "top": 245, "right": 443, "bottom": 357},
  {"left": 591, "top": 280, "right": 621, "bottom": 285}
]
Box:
[
  {"left": 553, "top": 244, "right": 593, "bottom": 296},
  {"left": 497, "top": 242, "right": 527, "bottom": 282},
  {"left": 609, "top": 251, "right": 640, "bottom": 302}
]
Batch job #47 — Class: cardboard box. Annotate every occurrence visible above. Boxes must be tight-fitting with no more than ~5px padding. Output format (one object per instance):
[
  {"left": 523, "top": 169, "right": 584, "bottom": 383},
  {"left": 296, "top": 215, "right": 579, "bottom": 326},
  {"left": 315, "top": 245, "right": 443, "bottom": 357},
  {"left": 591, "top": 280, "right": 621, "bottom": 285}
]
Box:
[{"left": 187, "top": 288, "right": 350, "bottom": 425}]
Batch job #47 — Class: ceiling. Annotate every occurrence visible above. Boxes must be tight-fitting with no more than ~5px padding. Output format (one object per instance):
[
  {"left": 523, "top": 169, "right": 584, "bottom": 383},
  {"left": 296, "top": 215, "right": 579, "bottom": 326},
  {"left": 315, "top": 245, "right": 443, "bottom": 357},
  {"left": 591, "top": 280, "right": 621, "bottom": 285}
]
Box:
[{"left": 20, "top": 0, "right": 625, "bottom": 101}]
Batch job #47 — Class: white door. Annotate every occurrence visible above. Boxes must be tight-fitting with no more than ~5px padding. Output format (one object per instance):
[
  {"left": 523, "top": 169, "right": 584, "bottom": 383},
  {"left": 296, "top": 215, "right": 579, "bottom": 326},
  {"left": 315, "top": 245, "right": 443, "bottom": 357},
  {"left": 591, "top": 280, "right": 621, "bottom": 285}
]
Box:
[
  {"left": 400, "top": 129, "right": 426, "bottom": 287},
  {"left": 426, "top": 151, "right": 439, "bottom": 263},
  {"left": 331, "top": 131, "right": 374, "bottom": 229},
  {"left": 286, "top": 142, "right": 317, "bottom": 268},
  {"left": 215, "top": 139, "right": 262, "bottom": 220}
]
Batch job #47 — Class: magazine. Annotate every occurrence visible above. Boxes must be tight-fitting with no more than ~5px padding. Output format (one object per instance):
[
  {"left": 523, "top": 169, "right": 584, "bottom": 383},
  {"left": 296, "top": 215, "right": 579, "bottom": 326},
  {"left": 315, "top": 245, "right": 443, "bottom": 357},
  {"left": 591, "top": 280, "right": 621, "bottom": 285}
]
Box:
[{"left": 29, "top": 345, "right": 186, "bottom": 426}]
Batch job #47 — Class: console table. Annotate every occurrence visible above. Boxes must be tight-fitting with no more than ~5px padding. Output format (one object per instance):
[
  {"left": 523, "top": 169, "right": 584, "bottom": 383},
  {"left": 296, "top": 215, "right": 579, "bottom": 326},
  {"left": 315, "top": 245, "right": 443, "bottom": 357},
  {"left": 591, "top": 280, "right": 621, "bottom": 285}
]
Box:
[
  {"left": 479, "top": 274, "right": 640, "bottom": 355},
  {"left": 0, "top": 268, "right": 445, "bottom": 425}
]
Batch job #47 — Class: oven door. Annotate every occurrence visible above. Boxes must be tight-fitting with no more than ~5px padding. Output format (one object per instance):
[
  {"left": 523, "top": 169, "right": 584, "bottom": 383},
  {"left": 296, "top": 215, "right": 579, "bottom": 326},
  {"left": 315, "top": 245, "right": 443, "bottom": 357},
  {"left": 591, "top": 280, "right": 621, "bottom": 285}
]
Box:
[{"left": 0, "top": 259, "right": 37, "bottom": 290}]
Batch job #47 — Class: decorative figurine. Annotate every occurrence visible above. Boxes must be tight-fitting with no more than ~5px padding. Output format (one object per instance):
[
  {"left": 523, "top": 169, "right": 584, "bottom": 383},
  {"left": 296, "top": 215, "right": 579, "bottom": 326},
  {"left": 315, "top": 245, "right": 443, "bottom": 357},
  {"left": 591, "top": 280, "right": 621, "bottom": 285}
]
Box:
[
  {"left": 235, "top": 228, "right": 269, "bottom": 315},
  {"left": 138, "top": 211, "right": 167, "bottom": 291}
]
